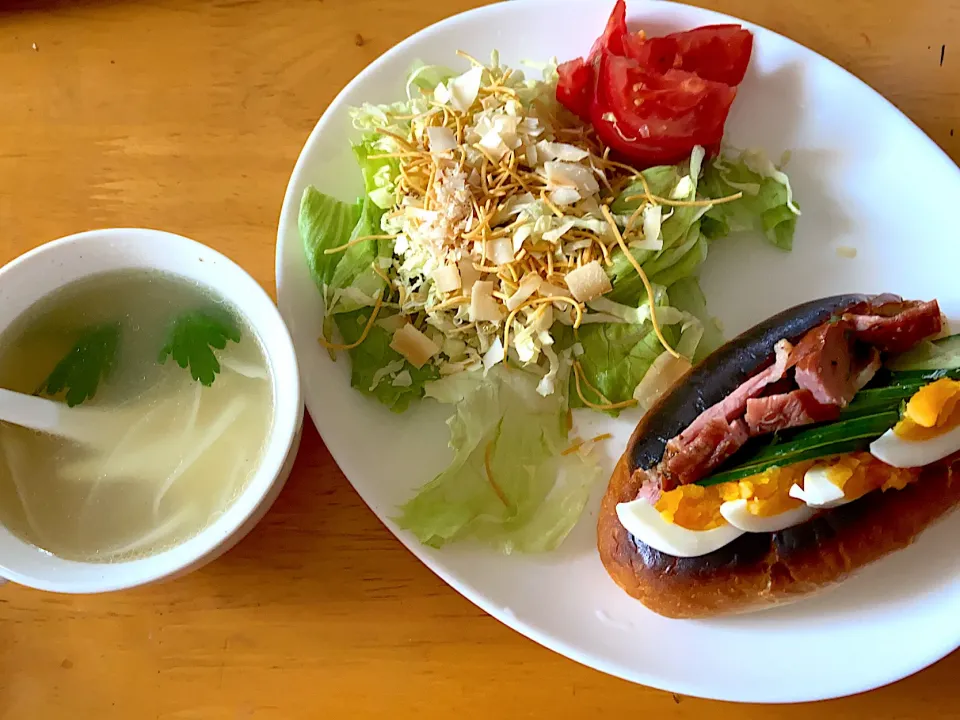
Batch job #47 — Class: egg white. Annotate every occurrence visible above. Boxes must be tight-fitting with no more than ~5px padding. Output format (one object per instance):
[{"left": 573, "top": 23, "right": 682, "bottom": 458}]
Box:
[
  {"left": 869, "top": 423, "right": 960, "bottom": 468},
  {"left": 616, "top": 498, "right": 744, "bottom": 558},
  {"left": 719, "top": 499, "right": 816, "bottom": 533},
  {"left": 789, "top": 466, "right": 851, "bottom": 508}
]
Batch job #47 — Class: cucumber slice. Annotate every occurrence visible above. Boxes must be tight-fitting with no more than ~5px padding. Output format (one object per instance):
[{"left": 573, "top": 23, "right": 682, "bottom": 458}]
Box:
[
  {"left": 889, "top": 367, "right": 960, "bottom": 382},
  {"left": 887, "top": 333, "right": 960, "bottom": 371}
]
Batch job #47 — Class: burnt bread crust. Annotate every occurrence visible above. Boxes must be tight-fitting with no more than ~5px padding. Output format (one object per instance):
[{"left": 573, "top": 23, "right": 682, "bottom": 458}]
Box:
[{"left": 598, "top": 452, "right": 960, "bottom": 618}]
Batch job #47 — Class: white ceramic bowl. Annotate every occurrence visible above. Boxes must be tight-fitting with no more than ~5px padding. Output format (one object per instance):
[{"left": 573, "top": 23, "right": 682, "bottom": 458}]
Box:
[{"left": 0, "top": 227, "right": 303, "bottom": 593}]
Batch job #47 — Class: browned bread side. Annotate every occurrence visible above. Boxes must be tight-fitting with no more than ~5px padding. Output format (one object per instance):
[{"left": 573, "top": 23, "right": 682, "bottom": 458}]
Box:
[{"left": 597, "top": 452, "right": 960, "bottom": 619}]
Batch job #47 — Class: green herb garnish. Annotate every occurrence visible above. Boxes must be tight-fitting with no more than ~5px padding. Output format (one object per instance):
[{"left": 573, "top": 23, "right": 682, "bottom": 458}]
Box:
[
  {"left": 38, "top": 323, "right": 121, "bottom": 407},
  {"left": 158, "top": 309, "right": 241, "bottom": 386},
  {"left": 698, "top": 412, "right": 900, "bottom": 486}
]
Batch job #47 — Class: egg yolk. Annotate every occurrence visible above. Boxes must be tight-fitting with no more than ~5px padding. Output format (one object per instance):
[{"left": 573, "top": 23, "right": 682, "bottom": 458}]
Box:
[
  {"left": 738, "top": 462, "right": 813, "bottom": 517},
  {"left": 895, "top": 378, "right": 960, "bottom": 441},
  {"left": 655, "top": 463, "right": 811, "bottom": 531},
  {"left": 656, "top": 453, "right": 920, "bottom": 531},
  {"left": 655, "top": 483, "right": 737, "bottom": 530},
  {"left": 819, "top": 452, "right": 917, "bottom": 499}
]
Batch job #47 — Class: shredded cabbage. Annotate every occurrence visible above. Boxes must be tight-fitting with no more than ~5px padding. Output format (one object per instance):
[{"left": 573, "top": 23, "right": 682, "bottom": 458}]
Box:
[{"left": 297, "top": 51, "right": 801, "bottom": 553}]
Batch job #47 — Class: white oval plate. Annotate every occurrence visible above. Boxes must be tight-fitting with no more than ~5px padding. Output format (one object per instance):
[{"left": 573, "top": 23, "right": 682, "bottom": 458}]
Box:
[{"left": 276, "top": 0, "right": 960, "bottom": 702}]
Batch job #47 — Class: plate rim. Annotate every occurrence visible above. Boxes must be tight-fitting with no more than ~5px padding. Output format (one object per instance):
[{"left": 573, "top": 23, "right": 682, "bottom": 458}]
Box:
[{"left": 275, "top": 0, "right": 960, "bottom": 703}]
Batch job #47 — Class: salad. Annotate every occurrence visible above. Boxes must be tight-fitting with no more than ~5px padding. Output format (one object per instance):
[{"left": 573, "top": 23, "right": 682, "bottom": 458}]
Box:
[{"left": 299, "top": 1, "right": 800, "bottom": 553}]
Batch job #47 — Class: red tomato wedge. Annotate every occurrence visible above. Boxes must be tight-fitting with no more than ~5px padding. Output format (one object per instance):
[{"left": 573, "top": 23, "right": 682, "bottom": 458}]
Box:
[
  {"left": 556, "top": 0, "right": 753, "bottom": 167},
  {"left": 557, "top": 58, "right": 593, "bottom": 122},
  {"left": 622, "top": 35, "right": 680, "bottom": 75},
  {"left": 588, "top": 0, "right": 629, "bottom": 59},
  {"left": 665, "top": 24, "right": 753, "bottom": 86},
  {"left": 591, "top": 53, "right": 736, "bottom": 166}
]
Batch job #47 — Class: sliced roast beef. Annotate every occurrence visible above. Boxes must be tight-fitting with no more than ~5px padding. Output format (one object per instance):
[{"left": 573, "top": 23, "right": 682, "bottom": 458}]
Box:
[
  {"left": 633, "top": 296, "right": 940, "bottom": 494},
  {"left": 792, "top": 320, "right": 857, "bottom": 406},
  {"left": 843, "top": 299, "right": 942, "bottom": 353},
  {"left": 633, "top": 468, "right": 664, "bottom": 503},
  {"left": 851, "top": 346, "right": 882, "bottom": 391},
  {"left": 676, "top": 340, "right": 794, "bottom": 445},
  {"left": 744, "top": 390, "right": 840, "bottom": 435},
  {"left": 662, "top": 417, "right": 749, "bottom": 487},
  {"left": 706, "top": 418, "right": 751, "bottom": 470}
]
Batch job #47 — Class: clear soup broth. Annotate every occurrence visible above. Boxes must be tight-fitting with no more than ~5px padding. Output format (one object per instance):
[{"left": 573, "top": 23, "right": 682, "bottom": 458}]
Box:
[{"left": 0, "top": 270, "right": 274, "bottom": 562}]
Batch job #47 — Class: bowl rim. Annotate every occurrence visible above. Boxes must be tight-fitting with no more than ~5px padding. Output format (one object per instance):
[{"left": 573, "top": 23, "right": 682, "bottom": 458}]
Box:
[{"left": 0, "top": 227, "right": 303, "bottom": 592}]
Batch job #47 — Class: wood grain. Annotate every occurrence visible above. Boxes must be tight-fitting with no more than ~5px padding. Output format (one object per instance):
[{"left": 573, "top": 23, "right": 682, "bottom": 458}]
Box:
[{"left": 0, "top": 1, "right": 958, "bottom": 717}]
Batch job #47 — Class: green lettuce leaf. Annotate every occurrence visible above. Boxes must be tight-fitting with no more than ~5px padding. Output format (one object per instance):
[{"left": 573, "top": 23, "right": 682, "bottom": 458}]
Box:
[
  {"left": 699, "top": 152, "right": 799, "bottom": 250},
  {"left": 299, "top": 186, "right": 361, "bottom": 289},
  {"left": 556, "top": 285, "right": 684, "bottom": 412},
  {"left": 557, "top": 320, "right": 678, "bottom": 412},
  {"left": 405, "top": 61, "right": 456, "bottom": 95},
  {"left": 606, "top": 150, "right": 708, "bottom": 304},
  {"left": 667, "top": 277, "right": 724, "bottom": 362},
  {"left": 334, "top": 309, "right": 437, "bottom": 413},
  {"left": 299, "top": 186, "right": 391, "bottom": 317},
  {"left": 328, "top": 196, "right": 391, "bottom": 314},
  {"left": 606, "top": 147, "right": 799, "bottom": 307},
  {"left": 396, "top": 365, "right": 600, "bottom": 552},
  {"left": 643, "top": 222, "right": 703, "bottom": 280},
  {"left": 609, "top": 164, "right": 685, "bottom": 215},
  {"left": 300, "top": 186, "right": 418, "bottom": 410},
  {"left": 604, "top": 222, "right": 706, "bottom": 307},
  {"left": 353, "top": 138, "right": 399, "bottom": 210}
]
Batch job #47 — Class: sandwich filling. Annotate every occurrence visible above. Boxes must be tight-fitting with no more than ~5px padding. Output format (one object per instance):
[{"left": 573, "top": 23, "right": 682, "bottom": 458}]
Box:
[{"left": 616, "top": 297, "right": 957, "bottom": 558}]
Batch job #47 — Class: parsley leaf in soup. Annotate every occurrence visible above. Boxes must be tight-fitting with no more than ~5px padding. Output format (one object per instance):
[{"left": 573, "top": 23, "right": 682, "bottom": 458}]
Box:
[
  {"left": 38, "top": 323, "right": 121, "bottom": 407},
  {"left": 159, "top": 309, "right": 241, "bottom": 387}
]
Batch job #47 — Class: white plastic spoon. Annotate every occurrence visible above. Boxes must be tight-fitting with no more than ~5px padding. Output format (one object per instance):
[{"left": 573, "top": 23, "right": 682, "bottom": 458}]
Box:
[{"left": 0, "top": 388, "right": 121, "bottom": 446}]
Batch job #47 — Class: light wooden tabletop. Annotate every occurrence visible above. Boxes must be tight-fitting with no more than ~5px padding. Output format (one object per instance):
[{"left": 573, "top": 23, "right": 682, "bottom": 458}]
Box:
[{"left": 1, "top": 0, "right": 958, "bottom": 717}]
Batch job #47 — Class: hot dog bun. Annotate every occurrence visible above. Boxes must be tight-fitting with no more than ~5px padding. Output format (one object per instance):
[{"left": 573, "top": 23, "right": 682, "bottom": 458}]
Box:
[
  {"left": 598, "top": 449, "right": 960, "bottom": 618},
  {"left": 598, "top": 295, "right": 959, "bottom": 618}
]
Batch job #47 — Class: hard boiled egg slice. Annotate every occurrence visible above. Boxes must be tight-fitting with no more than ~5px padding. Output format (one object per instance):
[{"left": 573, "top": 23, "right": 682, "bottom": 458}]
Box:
[
  {"left": 719, "top": 499, "right": 816, "bottom": 533},
  {"left": 789, "top": 465, "right": 852, "bottom": 508},
  {"left": 869, "top": 378, "right": 960, "bottom": 468},
  {"left": 616, "top": 498, "right": 743, "bottom": 557},
  {"left": 869, "top": 423, "right": 960, "bottom": 468}
]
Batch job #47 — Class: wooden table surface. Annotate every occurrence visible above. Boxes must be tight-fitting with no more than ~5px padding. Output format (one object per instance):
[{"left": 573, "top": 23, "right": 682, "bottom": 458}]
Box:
[{"left": 1, "top": 0, "right": 958, "bottom": 717}]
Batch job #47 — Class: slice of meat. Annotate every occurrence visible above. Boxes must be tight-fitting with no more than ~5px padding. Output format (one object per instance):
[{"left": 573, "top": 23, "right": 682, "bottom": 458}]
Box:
[
  {"left": 745, "top": 389, "right": 840, "bottom": 435},
  {"left": 843, "top": 299, "right": 942, "bottom": 353},
  {"left": 706, "top": 418, "right": 750, "bottom": 470},
  {"left": 792, "top": 320, "right": 857, "bottom": 406},
  {"left": 632, "top": 468, "right": 664, "bottom": 503},
  {"left": 676, "top": 339, "right": 794, "bottom": 445},
  {"left": 662, "top": 417, "right": 749, "bottom": 486},
  {"left": 851, "top": 346, "right": 882, "bottom": 392}
]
